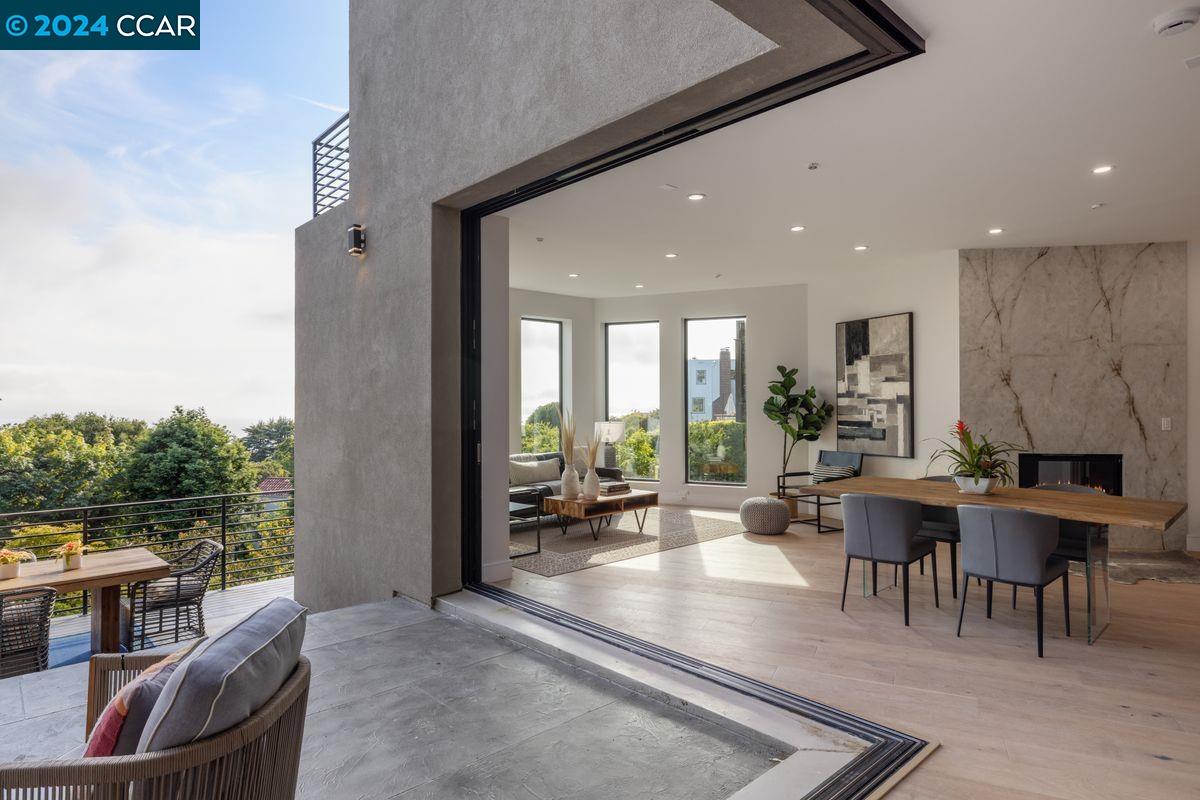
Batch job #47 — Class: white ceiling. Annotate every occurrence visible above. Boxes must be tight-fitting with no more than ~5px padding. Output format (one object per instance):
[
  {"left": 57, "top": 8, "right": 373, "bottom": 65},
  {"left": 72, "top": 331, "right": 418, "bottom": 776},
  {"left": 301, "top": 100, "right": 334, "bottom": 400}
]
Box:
[{"left": 504, "top": 0, "right": 1200, "bottom": 298}]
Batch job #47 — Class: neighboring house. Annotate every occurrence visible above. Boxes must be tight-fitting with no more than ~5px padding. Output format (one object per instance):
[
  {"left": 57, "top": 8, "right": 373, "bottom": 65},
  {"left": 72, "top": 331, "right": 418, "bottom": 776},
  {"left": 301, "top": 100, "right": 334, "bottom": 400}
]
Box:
[
  {"left": 686, "top": 354, "right": 739, "bottom": 423},
  {"left": 256, "top": 476, "right": 293, "bottom": 511}
]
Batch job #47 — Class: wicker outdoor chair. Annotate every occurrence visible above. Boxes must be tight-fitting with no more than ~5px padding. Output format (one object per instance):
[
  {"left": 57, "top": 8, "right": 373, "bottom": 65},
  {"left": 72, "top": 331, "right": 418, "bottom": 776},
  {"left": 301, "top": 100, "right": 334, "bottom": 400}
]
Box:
[
  {"left": 0, "top": 586, "right": 56, "bottom": 679},
  {"left": 0, "top": 653, "right": 310, "bottom": 798},
  {"left": 125, "top": 539, "right": 223, "bottom": 651}
]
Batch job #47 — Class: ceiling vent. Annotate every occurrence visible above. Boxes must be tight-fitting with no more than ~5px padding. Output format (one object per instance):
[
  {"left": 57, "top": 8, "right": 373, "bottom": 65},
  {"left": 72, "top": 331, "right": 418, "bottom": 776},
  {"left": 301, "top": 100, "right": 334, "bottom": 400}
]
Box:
[{"left": 1153, "top": 7, "right": 1200, "bottom": 36}]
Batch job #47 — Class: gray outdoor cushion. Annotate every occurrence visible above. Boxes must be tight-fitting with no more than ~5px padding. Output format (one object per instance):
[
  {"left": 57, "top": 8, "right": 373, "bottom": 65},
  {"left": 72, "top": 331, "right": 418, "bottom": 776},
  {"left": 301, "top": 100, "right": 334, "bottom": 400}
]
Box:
[{"left": 136, "top": 597, "right": 307, "bottom": 753}]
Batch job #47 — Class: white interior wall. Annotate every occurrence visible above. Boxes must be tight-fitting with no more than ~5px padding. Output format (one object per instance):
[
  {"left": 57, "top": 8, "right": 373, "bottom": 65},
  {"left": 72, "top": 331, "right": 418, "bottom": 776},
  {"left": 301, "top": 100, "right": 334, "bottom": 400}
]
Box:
[
  {"left": 481, "top": 216, "right": 513, "bottom": 582},
  {"left": 508, "top": 289, "right": 597, "bottom": 453},
  {"left": 805, "top": 251, "right": 961, "bottom": 520},
  {"left": 592, "top": 285, "right": 809, "bottom": 508}
]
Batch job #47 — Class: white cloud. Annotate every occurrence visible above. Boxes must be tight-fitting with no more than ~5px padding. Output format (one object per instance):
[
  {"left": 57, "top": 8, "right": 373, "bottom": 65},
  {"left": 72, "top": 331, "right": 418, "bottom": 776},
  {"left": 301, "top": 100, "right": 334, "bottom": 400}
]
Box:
[
  {"left": 288, "top": 95, "right": 348, "bottom": 114},
  {"left": 0, "top": 51, "right": 295, "bottom": 433}
]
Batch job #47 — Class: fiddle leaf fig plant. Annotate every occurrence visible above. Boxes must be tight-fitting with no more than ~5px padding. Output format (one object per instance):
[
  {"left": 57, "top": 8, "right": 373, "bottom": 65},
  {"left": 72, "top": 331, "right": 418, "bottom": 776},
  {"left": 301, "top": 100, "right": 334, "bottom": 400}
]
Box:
[{"left": 762, "top": 365, "right": 834, "bottom": 476}]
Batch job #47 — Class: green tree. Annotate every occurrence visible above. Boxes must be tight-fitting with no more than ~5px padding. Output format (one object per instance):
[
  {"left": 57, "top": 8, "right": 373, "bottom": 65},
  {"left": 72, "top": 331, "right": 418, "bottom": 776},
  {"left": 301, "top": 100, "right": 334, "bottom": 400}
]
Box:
[
  {"left": 250, "top": 458, "right": 288, "bottom": 484},
  {"left": 0, "top": 423, "right": 124, "bottom": 511},
  {"left": 687, "top": 420, "right": 746, "bottom": 483},
  {"left": 241, "top": 417, "right": 294, "bottom": 462},
  {"left": 614, "top": 427, "right": 659, "bottom": 479},
  {"left": 521, "top": 421, "right": 561, "bottom": 454},
  {"left": 118, "top": 407, "right": 256, "bottom": 501},
  {"left": 525, "top": 403, "right": 560, "bottom": 427},
  {"left": 272, "top": 433, "right": 294, "bottom": 475}
]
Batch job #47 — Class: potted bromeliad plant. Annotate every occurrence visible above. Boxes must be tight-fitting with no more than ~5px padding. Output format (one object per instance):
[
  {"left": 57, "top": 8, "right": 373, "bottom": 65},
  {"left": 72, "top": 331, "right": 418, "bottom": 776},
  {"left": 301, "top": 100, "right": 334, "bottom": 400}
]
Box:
[
  {"left": 50, "top": 536, "right": 102, "bottom": 572},
  {"left": 762, "top": 366, "right": 834, "bottom": 514},
  {"left": 927, "top": 420, "right": 1022, "bottom": 495},
  {"left": 0, "top": 548, "right": 35, "bottom": 580}
]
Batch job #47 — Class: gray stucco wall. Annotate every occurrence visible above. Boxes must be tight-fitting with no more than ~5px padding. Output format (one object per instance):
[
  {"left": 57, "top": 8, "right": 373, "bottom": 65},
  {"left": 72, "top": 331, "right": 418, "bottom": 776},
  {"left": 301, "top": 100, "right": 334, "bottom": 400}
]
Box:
[{"left": 294, "top": 0, "right": 864, "bottom": 610}]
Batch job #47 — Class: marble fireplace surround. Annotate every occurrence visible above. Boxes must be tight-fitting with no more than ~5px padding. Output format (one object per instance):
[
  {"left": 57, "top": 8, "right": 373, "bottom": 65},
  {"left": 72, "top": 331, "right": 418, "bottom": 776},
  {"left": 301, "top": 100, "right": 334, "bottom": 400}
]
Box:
[{"left": 960, "top": 242, "right": 1188, "bottom": 550}]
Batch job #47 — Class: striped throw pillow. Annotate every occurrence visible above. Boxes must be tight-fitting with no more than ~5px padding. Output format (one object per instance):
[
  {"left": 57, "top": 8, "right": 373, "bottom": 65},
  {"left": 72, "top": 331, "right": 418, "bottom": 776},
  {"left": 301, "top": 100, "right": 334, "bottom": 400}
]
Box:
[{"left": 811, "top": 463, "right": 857, "bottom": 484}]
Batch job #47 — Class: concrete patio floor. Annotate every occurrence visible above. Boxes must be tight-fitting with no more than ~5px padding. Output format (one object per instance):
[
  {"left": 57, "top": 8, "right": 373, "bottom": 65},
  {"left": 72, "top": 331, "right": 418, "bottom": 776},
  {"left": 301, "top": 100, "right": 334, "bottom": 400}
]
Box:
[{"left": 3, "top": 596, "right": 794, "bottom": 799}]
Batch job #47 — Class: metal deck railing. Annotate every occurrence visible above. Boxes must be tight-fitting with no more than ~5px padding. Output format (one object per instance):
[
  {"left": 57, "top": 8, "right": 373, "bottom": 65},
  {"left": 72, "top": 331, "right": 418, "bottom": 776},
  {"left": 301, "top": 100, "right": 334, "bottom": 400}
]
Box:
[
  {"left": 0, "top": 490, "right": 294, "bottom": 617},
  {"left": 312, "top": 111, "right": 350, "bottom": 217}
]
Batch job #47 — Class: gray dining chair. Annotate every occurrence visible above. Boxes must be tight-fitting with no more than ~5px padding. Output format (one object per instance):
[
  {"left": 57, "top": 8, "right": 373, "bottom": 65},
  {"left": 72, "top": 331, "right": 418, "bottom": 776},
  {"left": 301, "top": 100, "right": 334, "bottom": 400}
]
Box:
[
  {"left": 915, "top": 474, "right": 962, "bottom": 597},
  {"left": 840, "top": 494, "right": 938, "bottom": 626},
  {"left": 1007, "top": 483, "right": 1100, "bottom": 609},
  {"left": 956, "top": 505, "right": 1070, "bottom": 657}
]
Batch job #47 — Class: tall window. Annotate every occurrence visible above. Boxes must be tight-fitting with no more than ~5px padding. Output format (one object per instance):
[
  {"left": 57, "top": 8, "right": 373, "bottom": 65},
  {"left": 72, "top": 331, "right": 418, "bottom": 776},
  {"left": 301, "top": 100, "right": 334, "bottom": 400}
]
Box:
[
  {"left": 605, "top": 322, "right": 660, "bottom": 480},
  {"left": 685, "top": 317, "right": 746, "bottom": 484},
  {"left": 520, "top": 318, "right": 562, "bottom": 453}
]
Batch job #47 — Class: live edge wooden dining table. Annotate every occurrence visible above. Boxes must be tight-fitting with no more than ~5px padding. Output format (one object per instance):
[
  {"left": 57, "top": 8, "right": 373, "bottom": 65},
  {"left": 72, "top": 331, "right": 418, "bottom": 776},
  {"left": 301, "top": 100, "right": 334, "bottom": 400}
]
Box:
[
  {"left": 0, "top": 548, "right": 170, "bottom": 654},
  {"left": 805, "top": 476, "right": 1188, "bottom": 643}
]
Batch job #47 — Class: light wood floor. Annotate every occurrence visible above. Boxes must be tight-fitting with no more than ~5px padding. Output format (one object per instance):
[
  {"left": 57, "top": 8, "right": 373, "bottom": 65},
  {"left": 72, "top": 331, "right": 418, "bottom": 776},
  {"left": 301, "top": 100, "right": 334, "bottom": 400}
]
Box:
[{"left": 503, "top": 508, "right": 1200, "bottom": 799}]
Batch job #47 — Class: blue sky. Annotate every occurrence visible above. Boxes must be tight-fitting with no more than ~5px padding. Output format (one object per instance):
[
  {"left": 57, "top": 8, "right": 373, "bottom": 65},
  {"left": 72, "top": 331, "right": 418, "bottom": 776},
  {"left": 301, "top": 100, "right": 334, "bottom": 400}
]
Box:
[{"left": 0, "top": 0, "right": 348, "bottom": 433}]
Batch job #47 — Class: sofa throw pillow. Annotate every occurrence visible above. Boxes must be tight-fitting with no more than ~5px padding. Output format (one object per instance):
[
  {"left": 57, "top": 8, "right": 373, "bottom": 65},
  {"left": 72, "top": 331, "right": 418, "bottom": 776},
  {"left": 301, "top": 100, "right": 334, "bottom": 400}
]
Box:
[
  {"left": 84, "top": 638, "right": 206, "bottom": 757},
  {"left": 510, "top": 458, "right": 560, "bottom": 485},
  {"left": 135, "top": 597, "right": 307, "bottom": 753},
  {"left": 811, "top": 463, "right": 858, "bottom": 483}
]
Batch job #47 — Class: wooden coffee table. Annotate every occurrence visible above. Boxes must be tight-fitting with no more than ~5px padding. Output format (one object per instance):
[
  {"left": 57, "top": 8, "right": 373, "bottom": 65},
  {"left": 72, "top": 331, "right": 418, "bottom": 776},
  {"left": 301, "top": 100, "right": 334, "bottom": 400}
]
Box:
[{"left": 542, "top": 489, "right": 658, "bottom": 540}]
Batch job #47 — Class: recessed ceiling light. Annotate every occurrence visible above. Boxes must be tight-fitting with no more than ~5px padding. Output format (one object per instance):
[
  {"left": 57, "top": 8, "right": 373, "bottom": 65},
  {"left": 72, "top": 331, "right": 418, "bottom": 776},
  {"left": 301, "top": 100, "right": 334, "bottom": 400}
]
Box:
[
  {"left": 853, "top": 245, "right": 869, "bottom": 252},
  {"left": 1092, "top": 164, "right": 1114, "bottom": 175},
  {"left": 634, "top": 284, "right": 645, "bottom": 289},
  {"left": 687, "top": 193, "right": 706, "bottom": 201},
  {"left": 988, "top": 228, "right": 1004, "bottom": 235},
  {"left": 665, "top": 253, "right": 678, "bottom": 258},
  {"left": 1091, "top": 203, "right": 1106, "bottom": 210},
  {"left": 568, "top": 273, "right": 580, "bottom": 278},
  {"left": 790, "top": 225, "right": 806, "bottom": 232}
]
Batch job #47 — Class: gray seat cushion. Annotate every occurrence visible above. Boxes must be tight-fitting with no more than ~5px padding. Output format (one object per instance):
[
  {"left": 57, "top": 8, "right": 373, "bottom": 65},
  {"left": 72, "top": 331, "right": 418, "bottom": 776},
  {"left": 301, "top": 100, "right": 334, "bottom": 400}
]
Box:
[{"left": 136, "top": 597, "right": 307, "bottom": 753}]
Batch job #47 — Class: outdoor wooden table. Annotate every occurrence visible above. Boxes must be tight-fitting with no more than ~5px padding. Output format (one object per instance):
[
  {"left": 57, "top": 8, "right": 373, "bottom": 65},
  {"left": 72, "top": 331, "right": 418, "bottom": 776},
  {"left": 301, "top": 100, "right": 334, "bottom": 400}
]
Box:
[
  {"left": 805, "top": 476, "right": 1187, "bottom": 643},
  {"left": 0, "top": 548, "right": 170, "bottom": 653}
]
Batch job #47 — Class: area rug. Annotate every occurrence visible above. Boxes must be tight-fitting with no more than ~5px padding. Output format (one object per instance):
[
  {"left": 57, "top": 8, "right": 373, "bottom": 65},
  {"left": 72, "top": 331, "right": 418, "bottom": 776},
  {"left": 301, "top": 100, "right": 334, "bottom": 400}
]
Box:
[
  {"left": 1109, "top": 551, "right": 1200, "bottom": 585},
  {"left": 510, "top": 508, "right": 744, "bottom": 577}
]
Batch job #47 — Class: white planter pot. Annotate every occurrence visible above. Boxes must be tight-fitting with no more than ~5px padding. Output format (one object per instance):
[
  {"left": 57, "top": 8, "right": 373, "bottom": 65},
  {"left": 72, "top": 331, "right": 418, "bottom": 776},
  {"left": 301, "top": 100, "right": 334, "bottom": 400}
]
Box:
[
  {"left": 582, "top": 468, "right": 601, "bottom": 500},
  {"left": 62, "top": 553, "right": 82, "bottom": 572},
  {"left": 561, "top": 467, "right": 581, "bottom": 499},
  {"left": 955, "top": 475, "right": 998, "bottom": 495},
  {"left": 0, "top": 562, "right": 18, "bottom": 580}
]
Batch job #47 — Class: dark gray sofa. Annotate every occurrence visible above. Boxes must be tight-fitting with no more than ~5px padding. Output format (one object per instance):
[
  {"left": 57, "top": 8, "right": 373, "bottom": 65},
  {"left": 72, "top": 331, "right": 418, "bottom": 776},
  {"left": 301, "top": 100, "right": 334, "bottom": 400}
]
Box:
[{"left": 509, "top": 451, "right": 624, "bottom": 520}]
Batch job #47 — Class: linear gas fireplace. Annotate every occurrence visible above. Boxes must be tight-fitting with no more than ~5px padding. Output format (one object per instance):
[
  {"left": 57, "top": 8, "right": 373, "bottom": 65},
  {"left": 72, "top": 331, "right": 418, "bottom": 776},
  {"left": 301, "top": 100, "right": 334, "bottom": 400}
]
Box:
[{"left": 1018, "top": 453, "right": 1123, "bottom": 496}]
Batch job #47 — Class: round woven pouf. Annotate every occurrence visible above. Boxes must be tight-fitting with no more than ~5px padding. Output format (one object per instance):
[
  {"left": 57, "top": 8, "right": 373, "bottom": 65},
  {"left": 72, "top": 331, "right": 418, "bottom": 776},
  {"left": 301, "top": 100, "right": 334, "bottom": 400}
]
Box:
[{"left": 739, "top": 496, "right": 791, "bottom": 535}]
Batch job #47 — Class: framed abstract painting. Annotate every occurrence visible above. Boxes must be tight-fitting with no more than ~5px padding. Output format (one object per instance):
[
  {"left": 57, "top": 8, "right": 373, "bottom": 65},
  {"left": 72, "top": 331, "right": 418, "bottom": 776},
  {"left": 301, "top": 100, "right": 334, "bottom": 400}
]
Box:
[{"left": 835, "top": 312, "right": 914, "bottom": 458}]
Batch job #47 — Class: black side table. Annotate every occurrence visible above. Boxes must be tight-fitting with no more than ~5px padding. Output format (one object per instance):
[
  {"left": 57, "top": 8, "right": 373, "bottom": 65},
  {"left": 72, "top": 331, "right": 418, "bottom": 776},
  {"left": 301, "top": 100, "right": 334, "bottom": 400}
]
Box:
[{"left": 508, "top": 488, "right": 542, "bottom": 558}]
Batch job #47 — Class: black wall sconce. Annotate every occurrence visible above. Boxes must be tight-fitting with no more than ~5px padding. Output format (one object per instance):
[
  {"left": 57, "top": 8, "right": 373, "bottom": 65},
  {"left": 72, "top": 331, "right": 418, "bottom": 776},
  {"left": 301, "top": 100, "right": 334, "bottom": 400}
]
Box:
[{"left": 347, "top": 224, "right": 366, "bottom": 257}]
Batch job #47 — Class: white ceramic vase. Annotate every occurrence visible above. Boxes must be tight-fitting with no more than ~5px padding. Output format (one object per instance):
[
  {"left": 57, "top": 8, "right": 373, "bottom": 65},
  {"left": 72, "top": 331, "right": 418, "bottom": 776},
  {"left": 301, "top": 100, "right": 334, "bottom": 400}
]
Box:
[
  {"left": 954, "top": 475, "right": 998, "bottom": 495},
  {"left": 63, "top": 553, "right": 82, "bottom": 572},
  {"left": 561, "top": 467, "right": 581, "bottom": 498},
  {"left": 0, "top": 562, "right": 18, "bottom": 580},
  {"left": 582, "top": 468, "right": 601, "bottom": 500}
]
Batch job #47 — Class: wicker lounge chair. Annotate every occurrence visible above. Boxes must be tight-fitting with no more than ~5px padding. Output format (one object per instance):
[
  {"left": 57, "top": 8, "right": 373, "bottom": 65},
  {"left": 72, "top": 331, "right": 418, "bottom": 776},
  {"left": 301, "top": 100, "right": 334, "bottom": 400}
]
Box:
[{"left": 0, "top": 653, "right": 310, "bottom": 798}]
